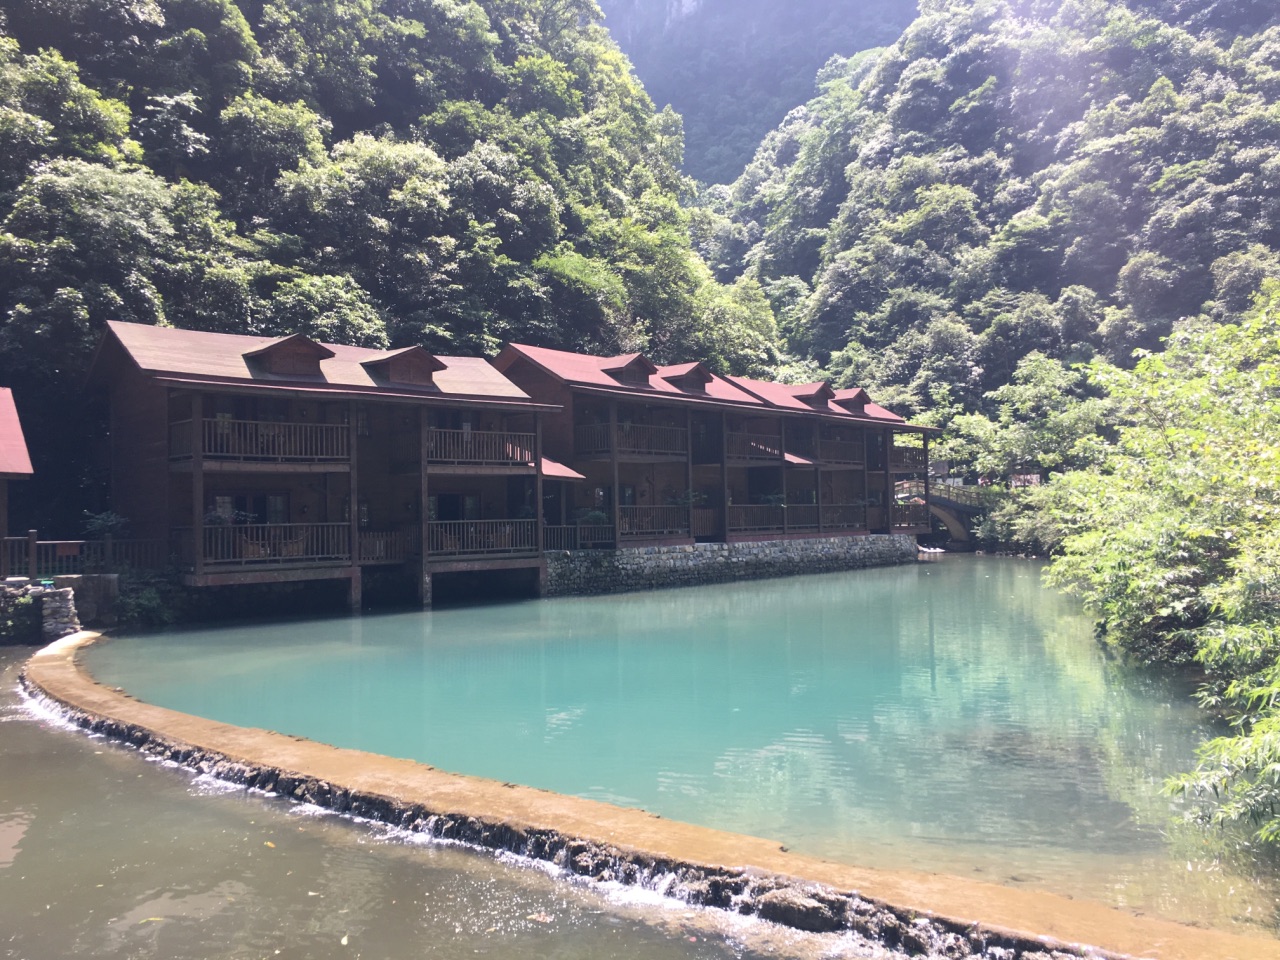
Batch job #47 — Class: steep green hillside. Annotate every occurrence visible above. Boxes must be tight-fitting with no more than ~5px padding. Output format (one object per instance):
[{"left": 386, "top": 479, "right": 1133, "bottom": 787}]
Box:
[
  {"left": 0, "top": 0, "right": 779, "bottom": 527},
  {"left": 705, "top": 0, "right": 1280, "bottom": 417},
  {"left": 597, "top": 0, "right": 919, "bottom": 183}
]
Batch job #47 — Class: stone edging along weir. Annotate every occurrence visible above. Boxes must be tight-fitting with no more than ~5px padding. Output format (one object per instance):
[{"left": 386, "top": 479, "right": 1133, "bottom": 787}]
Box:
[{"left": 20, "top": 634, "right": 1278, "bottom": 960}]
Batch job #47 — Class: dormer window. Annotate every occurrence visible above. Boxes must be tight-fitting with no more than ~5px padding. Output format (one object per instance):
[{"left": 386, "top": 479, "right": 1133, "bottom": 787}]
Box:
[
  {"left": 793, "top": 382, "right": 836, "bottom": 409},
  {"left": 833, "top": 388, "right": 871, "bottom": 415},
  {"left": 360, "top": 346, "right": 446, "bottom": 388},
  {"left": 601, "top": 353, "right": 658, "bottom": 387},
  {"left": 243, "top": 334, "right": 334, "bottom": 378},
  {"left": 660, "top": 362, "right": 713, "bottom": 394}
]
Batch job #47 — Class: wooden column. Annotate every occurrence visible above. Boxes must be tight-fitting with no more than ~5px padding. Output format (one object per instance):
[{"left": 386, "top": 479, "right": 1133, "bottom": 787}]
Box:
[
  {"left": 719, "top": 411, "right": 729, "bottom": 541},
  {"left": 923, "top": 432, "right": 931, "bottom": 527},
  {"left": 815, "top": 420, "right": 824, "bottom": 535},
  {"left": 780, "top": 417, "right": 788, "bottom": 535},
  {"left": 191, "top": 392, "right": 205, "bottom": 577},
  {"left": 609, "top": 401, "right": 620, "bottom": 544},
  {"left": 535, "top": 412, "right": 545, "bottom": 553},
  {"left": 685, "top": 409, "right": 694, "bottom": 537},
  {"left": 348, "top": 401, "right": 360, "bottom": 598},
  {"left": 419, "top": 408, "right": 431, "bottom": 606}
]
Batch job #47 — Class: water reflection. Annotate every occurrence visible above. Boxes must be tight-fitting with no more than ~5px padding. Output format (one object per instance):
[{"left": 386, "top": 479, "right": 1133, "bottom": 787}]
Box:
[
  {"left": 0, "top": 649, "right": 889, "bottom": 960},
  {"left": 82, "top": 557, "right": 1280, "bottom": 936}
]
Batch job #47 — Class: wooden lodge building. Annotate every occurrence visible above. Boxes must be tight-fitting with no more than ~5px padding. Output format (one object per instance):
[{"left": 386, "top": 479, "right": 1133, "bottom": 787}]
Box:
[{"left": 89, "top": 322, "right": 932, "bottom": 608}]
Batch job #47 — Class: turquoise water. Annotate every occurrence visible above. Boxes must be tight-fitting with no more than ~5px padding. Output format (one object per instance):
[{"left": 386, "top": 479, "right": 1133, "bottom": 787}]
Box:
[{"left": 85, "top": 557, "right": 1280, "bottom": 934}]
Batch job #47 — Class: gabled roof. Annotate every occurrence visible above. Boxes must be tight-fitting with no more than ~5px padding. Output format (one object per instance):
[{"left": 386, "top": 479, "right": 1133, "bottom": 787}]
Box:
[
  {"left": 600, "top": 353, "right": 659, "bottom": 376},
  {"left": 98, "top": 322, "right": 536, "bottom": 405},
  {"left": 242, "top": 333, "right": 335, "bottom": 362},
  {"left": 497, "top": 343, "right": 766, "bottom": 407},
  {"left": 659, "top": 361, "right": 714, "bottom": 390},
  {"left": 0, "top": 388, "right": 33, "bottom": 478},
  {"left": 728, "top": 375, "right": 907, "bottom": 424}
]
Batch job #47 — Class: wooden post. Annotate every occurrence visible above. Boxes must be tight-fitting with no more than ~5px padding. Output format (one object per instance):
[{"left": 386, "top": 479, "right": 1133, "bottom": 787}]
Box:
[
  {"left": 609, "top": 401, "right": 620, "bottom": 545},
  {"left": 26, "top": 528, "right": 37, "bottom": 580},
  {"left": 419, "top": 408, "right": 431, "bottom": 606},
  {"left": 815, "top": 420, "right": 824, "bottom": 535},
  {"left": 349, "top": 400, "right": 360, "bottom": 589},
  {"left": 535, "top": 412, "right": 545, "bottom": 553},
  {"left": 923, "top": 432, "right": 931, "bottom": 531},
  {"left": 191, "top": 392, "right": 205, "bottom": 577},
  {"left": 685, "top": 409, "right": 694, "bottom": 538},
  {"left": 720, "top": 411, "right": 729, "bottom": 541},
  {"left": 780, "top": 417, "right": 788, "bottom": 536}
]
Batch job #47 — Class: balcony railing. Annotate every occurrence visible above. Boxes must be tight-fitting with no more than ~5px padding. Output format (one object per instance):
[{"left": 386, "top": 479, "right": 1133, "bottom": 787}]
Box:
[
  {"left": 427, "top": 519, "right": 537, "bottom": 557},
  {"left": 691, "top": 507, "right": 718, "bottom": 537},
  {"left": 359, "top": 528, "right": 416, "bottom": 564},
  {"left": 787, "top": 505, "right": 820, "bottom": 530},
  {"left": 728, "top": 504, "right": 785, "bottom": 532},
  {"left": 170, "top": 418, "right": 349, "bottom": 463},
  {"left": 618, "top": 505, "right": 689, "bottom": 538},
  {"left": 725, "top": 432, "right": 782, "bottom": 461},
  {"left": 574, "top": 423, "right": 689, "bottom": 458},
  {"left": 893, "top": 502, "right": 931, "bottom": 528},
  {"left": 820, "top": 439, "right": 864, "bottom": 464},
  {"left": 890, "top": 446, "right": 927, "bottom": 471},
  {"left": 182, "top": 523, "right": 351, "bottom": 568},
  {"left": 543, "top": 524, "right": 617, "bottom": 551},
  {"left": 822, "top": 504, "right": 868, "bottom": 530},
  {"left": 426, "top": 428, "right": 535, "bottom": 466},
  {"left": 1, "top": 534, "right": 171, "bottom": 578}
]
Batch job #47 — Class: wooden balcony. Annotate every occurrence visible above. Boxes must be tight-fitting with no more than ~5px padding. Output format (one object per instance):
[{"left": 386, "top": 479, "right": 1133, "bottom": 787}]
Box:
[
  {"left": 175, "top": 523, "right": 352, "bottom": 569},
  {"left": 726, "top": 432, "right": 782, "bottom": 462},
  {"left": 544, "top": 523, "right": 616, "bottom": 550},
  {"left": 893, "top": 502, "right": 931, "bottom": 529},
  {"left": 425, "top": 428, "right": 535, "bottom": 467},
  {"left": 823, "top": 504, "right": 868, "bottom": 530},
  {"left": 359, "top": 528, "right": 417, "bottom": 565},
  {"left": 728, "top": 504, "right": 785, "bottom": 533},
  {"left": 575, "top": 423, "right": 689, "bottom": 459},
  {"left": 170, "top": 418, "right": 349, "bottom": 464},
  {"left": 427, "top": 519, "right": 537, "bottom": 558},
  {"left": 618, "top": 505, "right": 689, "bottom": 538},
  {"left": 890, "top": 445, "right": 927, "bottom": 471},
  {"left": 820, "top": 438, "right": 864, "bottom": 464}
]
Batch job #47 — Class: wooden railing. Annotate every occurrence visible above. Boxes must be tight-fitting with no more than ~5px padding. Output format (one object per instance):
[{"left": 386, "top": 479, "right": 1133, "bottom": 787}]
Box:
[
  {"left": 728, "top": 504, "right": 785, "bottom": 532},
  {"left": 359, "top": 528, "right": 416, "bottom": 564},
  {"left": 427, "top": 519, "right": 537, "bottom": 556},
  {"left": 426, "top": 428, "right": 534, "bottom": 466},
  {"left": 725, "top": 432, "right": 782, "bottom": 461},
  {"left": 822, "top": 504, "right": 868, "bottom": 530},
  {"left": 199, "top": 523, "right": 351, "bottom": 567},
  {"left": 574, "top": 423, "right": 688, "bottom": 458},
  {"left": 820, "top": 439, "right": 864, "bottom": 464},
  {"left": 890, "top": 445, "right": 927, "bottom": 471},
  {"left": 543, "top": 524, "right": 616, "bottom": 550},
  {"left": 893, "top": 502, "right": 931, "bottom": 528},
  {"left": 691, "top": 508, "right": 718, "bottom": 537},
  {"left": 898, "top": 479, "right": 997, "bottom": 510},
  {"left": 170, "top": 418, "right": 349, "bottom": 462},
  {"left": 618, "top": 505, "right": 689, "bottom": 538},
  {"left": 787, "top": 505, "right": 820, "bottom": 530},
  {"left": 1, "top": 534, "right": 171, "bottom": 578}
]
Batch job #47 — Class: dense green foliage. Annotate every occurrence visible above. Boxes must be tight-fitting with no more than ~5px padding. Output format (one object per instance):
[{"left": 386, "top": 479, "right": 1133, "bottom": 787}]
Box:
[
  {"left": 0, "top": 0, "right": 780, "bottom": 529},
  {"left": 596, "top": 0, "right": 918, "bottom": 183},
  {"left": 704, "top": 0, "right": 1280, "bottom": 419},
  {"left": 1023, "top": 288, "right": 1280, "bottom": 842}
]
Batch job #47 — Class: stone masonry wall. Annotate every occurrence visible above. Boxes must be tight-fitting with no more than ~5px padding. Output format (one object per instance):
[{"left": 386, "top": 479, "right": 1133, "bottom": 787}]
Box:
[
  {"left": 0, "top": 579, "right": 81, "bottom": 643},
  {"left": 543, "top": 534, "right": 917, "bottom": 597}
]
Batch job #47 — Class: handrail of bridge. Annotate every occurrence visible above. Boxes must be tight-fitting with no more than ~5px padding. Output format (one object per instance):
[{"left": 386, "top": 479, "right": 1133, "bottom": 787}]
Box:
[{"left": 896, "top": 480, "right": 1002, "bottom": 510}]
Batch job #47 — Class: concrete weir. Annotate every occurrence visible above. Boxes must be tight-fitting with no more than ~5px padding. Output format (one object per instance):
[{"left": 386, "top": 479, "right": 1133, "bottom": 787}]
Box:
[{"left": 21, "top": 632, "right": 1278, "bottom": 960}]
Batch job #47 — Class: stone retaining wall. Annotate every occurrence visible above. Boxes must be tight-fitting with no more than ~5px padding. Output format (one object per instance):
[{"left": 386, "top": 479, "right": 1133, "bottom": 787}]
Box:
[
  {"left": 1, "top": 579, "right": 81, "bottom": 643},
  {"left": 544, "top": 534, "right": 918, "bottom": 597}
]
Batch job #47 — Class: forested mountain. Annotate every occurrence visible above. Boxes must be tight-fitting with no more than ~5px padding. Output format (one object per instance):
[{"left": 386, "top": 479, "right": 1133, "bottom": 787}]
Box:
[
  {"left": 702, "top": 0, "right": 1280, "bottom": 421},
  {"left": 0, "top": 0, "right": 779, "bottom": 527},
  {"left": 596, "top": 0, "right": 919, "bottom": 183}
]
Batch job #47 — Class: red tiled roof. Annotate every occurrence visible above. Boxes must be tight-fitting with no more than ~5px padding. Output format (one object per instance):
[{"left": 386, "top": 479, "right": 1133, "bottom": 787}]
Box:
[
  {"left": 728, "top": 376, "right": 906, "bottom": 424},
  {"left": 0, "top": 388, "right": 33, "bottom": 478},
  {"left": 500, "top": 344, "right": 766, "bottom": 406},
  {"left": 102, "top": 322, "right": 534, "bottom": 404}
]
